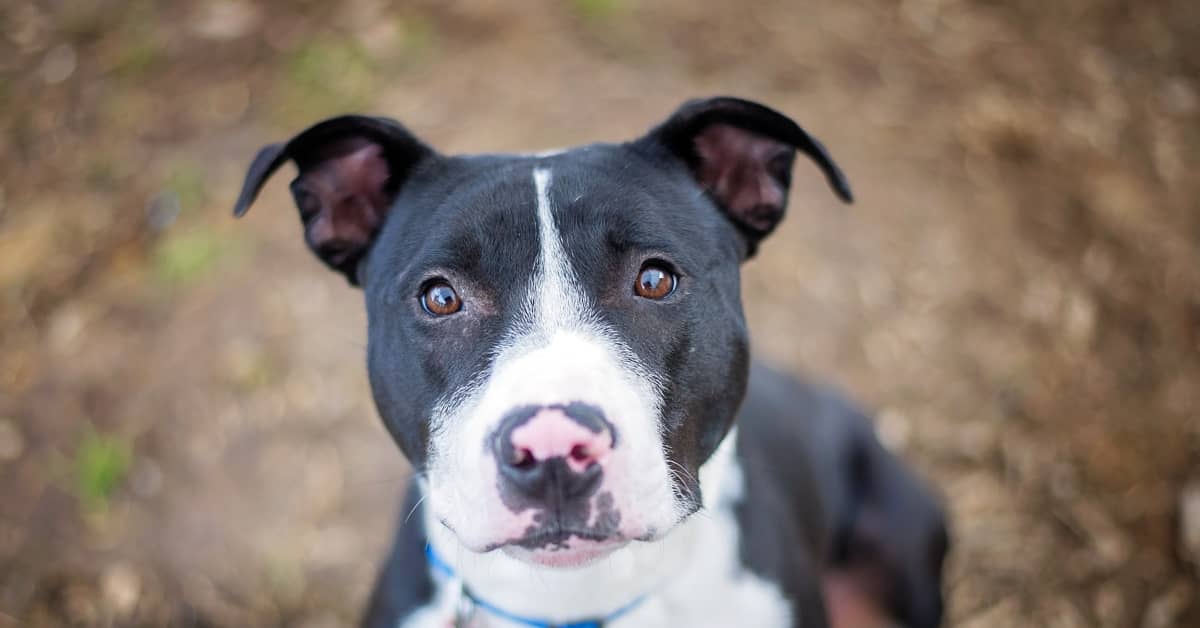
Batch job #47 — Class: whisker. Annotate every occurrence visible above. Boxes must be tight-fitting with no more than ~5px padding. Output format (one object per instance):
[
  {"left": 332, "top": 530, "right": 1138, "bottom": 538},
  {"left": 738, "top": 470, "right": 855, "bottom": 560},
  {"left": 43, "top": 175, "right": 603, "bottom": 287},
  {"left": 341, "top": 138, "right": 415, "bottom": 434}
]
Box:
[
  {"left": 403, "top": 492, "right": 428, "bottom": 526},
  {"left": 664, "top": 459, "right": 701, "bottom": 508}
]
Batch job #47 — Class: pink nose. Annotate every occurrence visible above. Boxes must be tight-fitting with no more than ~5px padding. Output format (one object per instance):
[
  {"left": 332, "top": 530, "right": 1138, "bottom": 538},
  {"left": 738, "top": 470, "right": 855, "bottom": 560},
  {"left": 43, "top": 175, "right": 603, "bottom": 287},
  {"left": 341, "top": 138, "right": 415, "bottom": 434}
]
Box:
[{"left": 506, "top": 407, "right": 613, "bottom": 473}]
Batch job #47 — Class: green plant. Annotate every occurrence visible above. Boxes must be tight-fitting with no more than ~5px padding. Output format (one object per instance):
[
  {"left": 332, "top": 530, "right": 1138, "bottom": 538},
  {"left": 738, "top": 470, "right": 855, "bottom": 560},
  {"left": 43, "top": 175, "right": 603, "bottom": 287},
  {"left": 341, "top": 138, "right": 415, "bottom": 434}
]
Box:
[
  {"left": 572, "top": 0, "right": 623, "bottom": 21},
  {"left": 74, "top": 430, "right": 131, "bottom": 511},
  {"left": 154, "top": 228, "right": 226, "bottom": 286}
]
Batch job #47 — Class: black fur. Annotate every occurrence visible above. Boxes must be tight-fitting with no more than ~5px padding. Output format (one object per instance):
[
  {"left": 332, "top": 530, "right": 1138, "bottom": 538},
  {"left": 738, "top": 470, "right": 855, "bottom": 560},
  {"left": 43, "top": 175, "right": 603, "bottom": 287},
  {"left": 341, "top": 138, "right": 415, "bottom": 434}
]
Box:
[{"left": 737, "top": 364, "right": 948, "bottom": 628}]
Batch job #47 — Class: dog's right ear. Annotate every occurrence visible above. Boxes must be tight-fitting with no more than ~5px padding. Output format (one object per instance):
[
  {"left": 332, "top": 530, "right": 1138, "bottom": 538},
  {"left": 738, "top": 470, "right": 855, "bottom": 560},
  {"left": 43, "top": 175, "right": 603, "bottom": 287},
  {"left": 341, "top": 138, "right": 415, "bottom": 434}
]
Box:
[{"left": 233, "top": 116, "right": 436, "bottom": 285}]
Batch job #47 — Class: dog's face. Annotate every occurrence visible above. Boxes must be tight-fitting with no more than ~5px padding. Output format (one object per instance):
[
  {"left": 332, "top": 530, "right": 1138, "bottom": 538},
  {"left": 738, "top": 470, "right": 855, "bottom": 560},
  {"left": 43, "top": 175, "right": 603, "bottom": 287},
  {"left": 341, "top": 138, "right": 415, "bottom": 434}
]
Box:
[{"left": 235, "top": 98, "right": 851, "bottom": 567}]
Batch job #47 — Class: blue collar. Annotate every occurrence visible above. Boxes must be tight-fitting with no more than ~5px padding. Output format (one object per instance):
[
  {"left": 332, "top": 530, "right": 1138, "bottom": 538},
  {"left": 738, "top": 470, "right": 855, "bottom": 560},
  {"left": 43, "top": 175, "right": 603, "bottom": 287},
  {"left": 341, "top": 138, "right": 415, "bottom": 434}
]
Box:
[{"left": 425, "top": 544, "right": 647, "bottom": 628}]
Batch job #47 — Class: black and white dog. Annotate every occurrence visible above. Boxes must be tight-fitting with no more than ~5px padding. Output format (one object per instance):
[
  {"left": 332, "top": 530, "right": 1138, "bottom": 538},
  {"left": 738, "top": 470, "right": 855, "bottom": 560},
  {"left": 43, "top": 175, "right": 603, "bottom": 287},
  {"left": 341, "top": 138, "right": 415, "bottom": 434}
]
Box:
[{"left": 234, "top": 97, "right": 948, "bottom": 628}]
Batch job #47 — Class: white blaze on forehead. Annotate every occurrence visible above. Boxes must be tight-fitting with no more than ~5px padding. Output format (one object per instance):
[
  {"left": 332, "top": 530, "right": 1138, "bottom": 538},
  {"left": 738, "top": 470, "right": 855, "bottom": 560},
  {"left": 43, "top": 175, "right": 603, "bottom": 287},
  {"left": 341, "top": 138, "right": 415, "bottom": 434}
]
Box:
[
  {"left": 529, "top": 166, "right": 589, "bottom": 333},
  {"left": 524, "top": 166, "right": 661, "bottom": 404}
]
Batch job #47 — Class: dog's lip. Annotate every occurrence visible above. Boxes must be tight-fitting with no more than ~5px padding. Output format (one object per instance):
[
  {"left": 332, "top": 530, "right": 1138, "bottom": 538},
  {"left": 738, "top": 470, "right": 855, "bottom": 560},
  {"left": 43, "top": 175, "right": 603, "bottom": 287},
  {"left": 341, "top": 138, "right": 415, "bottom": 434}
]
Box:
[
  {"left": 501, "top": 535, "right": 629, "bottom": 569},
  {"left": 507, "top": 528, "right": 619, "bottom": 549},
  {"left": 437, "top": 515, "right": 660, "bottom": 553},
  {"left": 434, "top": 517, "right": 614, "bottom": 552},
  {"left": 468, "top": 527, "right": 624, "bottom": 553}
]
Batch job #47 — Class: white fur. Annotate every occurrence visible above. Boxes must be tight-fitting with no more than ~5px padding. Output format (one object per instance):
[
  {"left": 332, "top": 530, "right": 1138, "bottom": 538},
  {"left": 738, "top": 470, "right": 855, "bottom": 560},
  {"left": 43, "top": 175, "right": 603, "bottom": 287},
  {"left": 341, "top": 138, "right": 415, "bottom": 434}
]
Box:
[
  {"left": 405, "top": 430, "right": 794, "bottom": 627},
  {"left": 422, "top": 166, "right": 680, "bottom": 553}
]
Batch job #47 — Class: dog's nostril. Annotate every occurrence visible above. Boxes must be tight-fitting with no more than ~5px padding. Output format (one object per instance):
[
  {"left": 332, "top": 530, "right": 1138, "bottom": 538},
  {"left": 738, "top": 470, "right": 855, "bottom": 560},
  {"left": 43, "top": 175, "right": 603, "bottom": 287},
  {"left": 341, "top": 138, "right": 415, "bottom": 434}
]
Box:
[
  {"left": 511, "top": 447, "right": 536, "bottom": 470},
  {"left": 569, "top": 444, "right": 591, "bottom": 463}
]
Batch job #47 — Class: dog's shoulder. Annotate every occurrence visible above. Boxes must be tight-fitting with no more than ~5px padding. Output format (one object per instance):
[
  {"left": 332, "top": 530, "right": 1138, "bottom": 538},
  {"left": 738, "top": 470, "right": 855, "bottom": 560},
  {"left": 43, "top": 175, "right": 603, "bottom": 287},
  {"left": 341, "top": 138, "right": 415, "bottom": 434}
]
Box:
[{"left": 739, "top": 362, "right": 949, "bottom": 628}]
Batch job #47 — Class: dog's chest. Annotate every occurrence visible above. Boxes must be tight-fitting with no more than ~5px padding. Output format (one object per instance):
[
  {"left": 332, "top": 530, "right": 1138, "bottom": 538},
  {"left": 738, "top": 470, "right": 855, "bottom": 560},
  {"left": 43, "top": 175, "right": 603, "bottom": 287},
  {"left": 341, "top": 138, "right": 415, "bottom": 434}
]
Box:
[
  {"left": 404, "top": 537, "right": 792, "bottom": 628},
  {"left": 617, "top": 524, "right": 794, "bottom": 628}
]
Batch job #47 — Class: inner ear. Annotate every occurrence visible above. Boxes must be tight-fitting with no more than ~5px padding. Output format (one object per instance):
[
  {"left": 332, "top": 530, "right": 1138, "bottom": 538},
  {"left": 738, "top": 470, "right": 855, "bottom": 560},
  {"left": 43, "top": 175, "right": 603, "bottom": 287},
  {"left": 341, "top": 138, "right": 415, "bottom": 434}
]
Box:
[
  {"left": 292, "top": 138, "right": 392, "bottom": 272},
  {"left": 233, "top": 115, "right": 435, "bottom": 285},
  {"left": 693, "top": 123, "right": 796, "bottom": 237}
]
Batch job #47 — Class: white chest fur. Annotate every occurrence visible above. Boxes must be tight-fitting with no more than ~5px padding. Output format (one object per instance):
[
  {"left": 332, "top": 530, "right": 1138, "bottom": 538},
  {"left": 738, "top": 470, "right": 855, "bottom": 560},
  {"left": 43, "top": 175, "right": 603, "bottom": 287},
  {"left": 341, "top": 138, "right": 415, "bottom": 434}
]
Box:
[{"left": 403, "top": 430, "right": 794, "bottom": 628}]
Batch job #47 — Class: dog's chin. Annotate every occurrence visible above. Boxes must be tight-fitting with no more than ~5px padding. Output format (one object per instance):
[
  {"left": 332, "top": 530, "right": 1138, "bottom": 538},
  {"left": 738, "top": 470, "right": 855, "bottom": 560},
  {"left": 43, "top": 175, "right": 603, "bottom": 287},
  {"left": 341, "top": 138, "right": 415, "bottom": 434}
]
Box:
[{"left": 501, "top": 537, "right": 628, "bottom": 569}]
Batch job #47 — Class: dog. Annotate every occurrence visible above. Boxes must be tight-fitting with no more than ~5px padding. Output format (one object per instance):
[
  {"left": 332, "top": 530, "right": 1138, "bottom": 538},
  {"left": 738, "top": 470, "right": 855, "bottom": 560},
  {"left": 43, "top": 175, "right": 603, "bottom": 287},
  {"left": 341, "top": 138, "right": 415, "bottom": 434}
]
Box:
[{"left": 233, "top": 97, "right": 948, "bottom": 628}]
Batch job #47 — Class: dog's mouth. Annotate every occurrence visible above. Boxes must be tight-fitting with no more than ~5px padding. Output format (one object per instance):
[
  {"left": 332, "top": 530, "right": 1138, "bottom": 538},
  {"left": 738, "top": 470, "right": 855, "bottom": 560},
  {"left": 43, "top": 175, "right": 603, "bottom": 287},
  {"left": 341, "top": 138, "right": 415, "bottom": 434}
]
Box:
[
  {"left": 436, "top": 498, "right": 690, "bottom": 561},
  {"left": 433, "top": 523, "right": 635, "bottom": 569},
  {"left": 506, "top": 527, "right": 619, "bottom": 550},
  {"left": 498, "top": 529, "right": 630, "bottom": 568}
]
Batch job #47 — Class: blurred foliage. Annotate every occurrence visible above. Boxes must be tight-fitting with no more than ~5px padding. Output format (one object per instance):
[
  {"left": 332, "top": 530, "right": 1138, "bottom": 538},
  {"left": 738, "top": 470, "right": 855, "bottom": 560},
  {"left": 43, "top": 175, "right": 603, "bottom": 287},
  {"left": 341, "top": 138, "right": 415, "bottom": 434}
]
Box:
[
  {"left": 281, "top": 38, "right": 376, "bottom": 121},
  {"left": 153, "top": 228, "right": 232, "bottom": 286},
  {"left": 163, "top": 162, "right": 209, "bottom": 211},
  {"left": 394, "top": 14, "right": 437, "bottom": 61},
  {"left": 572, "top": 0, "right": 624, "bottom": 22},
  {"left": 73, "top": 429, "right": 131, "bottom": 512},
  {"left": 108, "top": 28, "right": 163, "bottom": 80}
]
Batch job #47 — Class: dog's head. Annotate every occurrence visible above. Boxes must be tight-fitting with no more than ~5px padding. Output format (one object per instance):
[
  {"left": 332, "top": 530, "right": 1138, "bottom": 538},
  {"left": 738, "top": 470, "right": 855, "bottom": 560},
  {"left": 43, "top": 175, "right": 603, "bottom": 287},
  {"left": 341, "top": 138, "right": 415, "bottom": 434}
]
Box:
[{"left": 234, "top": 97, "right": 851, "bottom": 567}]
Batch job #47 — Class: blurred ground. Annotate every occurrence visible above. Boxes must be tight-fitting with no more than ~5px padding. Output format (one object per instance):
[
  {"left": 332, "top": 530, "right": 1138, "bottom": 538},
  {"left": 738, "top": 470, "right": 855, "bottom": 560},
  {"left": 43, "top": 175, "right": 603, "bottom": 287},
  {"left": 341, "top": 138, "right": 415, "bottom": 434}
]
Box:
[{"left": 2, "top": 0, "right": 1199, "bottom": 626}]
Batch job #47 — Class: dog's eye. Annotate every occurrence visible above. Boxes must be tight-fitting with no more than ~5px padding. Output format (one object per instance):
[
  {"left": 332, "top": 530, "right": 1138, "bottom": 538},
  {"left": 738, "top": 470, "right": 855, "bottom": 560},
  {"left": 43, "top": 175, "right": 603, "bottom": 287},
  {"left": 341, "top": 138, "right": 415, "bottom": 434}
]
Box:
[
  {"left": 421, "top": 281, "right": 462, "bottom": 316},
  {"left": 634, "top": 263, "right": 676, "bottom": 300}
]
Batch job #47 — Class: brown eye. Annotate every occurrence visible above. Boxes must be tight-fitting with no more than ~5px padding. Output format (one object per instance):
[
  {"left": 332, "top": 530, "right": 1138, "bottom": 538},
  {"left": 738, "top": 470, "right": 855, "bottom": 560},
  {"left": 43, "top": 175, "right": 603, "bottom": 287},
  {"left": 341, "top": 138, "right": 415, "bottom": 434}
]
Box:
[
  {"left": 421, "top": 281, "right": 462, "bottom": 316},
  {"left": 634, "top": 264, "right": 677, "bottom": 300}
]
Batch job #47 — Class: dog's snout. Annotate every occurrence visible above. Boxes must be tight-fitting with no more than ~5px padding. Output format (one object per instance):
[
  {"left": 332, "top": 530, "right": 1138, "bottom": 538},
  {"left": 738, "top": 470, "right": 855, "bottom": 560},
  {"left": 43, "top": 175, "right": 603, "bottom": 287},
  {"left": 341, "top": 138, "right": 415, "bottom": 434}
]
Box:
[{"left": 494, "top": 404, "right": 614, "bottom": 503}]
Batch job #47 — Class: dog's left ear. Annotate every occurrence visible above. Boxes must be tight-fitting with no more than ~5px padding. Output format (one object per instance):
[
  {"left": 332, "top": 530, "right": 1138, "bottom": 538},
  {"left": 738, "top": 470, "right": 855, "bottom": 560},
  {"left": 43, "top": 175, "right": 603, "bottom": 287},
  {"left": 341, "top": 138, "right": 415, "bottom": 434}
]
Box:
[
  {"left": 232, "top": 115, "right": 436, "bottom": 285},
  {"left": 636, "top": 97, "right": 852, "bottom": 255}
]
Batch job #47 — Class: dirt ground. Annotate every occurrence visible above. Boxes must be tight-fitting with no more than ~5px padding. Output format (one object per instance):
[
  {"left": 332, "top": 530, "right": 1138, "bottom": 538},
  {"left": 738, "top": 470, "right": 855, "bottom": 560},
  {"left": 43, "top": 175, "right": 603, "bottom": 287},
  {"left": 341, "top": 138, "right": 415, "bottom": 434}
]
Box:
[{"left": 2, "top": 1, "right": 1198, "bottom": 626}]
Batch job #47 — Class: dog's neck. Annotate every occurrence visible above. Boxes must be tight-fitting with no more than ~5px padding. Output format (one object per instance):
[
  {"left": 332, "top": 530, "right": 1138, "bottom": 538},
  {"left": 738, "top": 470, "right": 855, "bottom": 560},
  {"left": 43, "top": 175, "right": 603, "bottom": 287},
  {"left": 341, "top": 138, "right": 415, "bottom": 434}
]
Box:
[{"left": 421, "top": 429, "right": 746, "bottom": 626}]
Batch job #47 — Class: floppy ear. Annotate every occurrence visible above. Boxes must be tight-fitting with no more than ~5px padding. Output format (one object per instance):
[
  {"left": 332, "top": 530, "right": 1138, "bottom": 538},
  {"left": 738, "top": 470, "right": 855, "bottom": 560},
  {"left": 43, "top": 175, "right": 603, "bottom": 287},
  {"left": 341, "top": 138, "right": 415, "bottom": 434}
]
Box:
[
  {"left": 636, "top": 97, "right": 852, "bottom": 256},
  {"left": 233, "top": 116, "right": 436, "bottom": 285}
]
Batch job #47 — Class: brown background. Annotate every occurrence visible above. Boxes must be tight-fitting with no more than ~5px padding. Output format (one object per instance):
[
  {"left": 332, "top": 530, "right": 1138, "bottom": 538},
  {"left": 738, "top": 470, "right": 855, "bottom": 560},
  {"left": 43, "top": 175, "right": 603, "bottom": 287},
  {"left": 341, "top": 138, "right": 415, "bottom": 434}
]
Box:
[{"left": 1, "top": 1, "right": 1198, "bottom": 626}]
